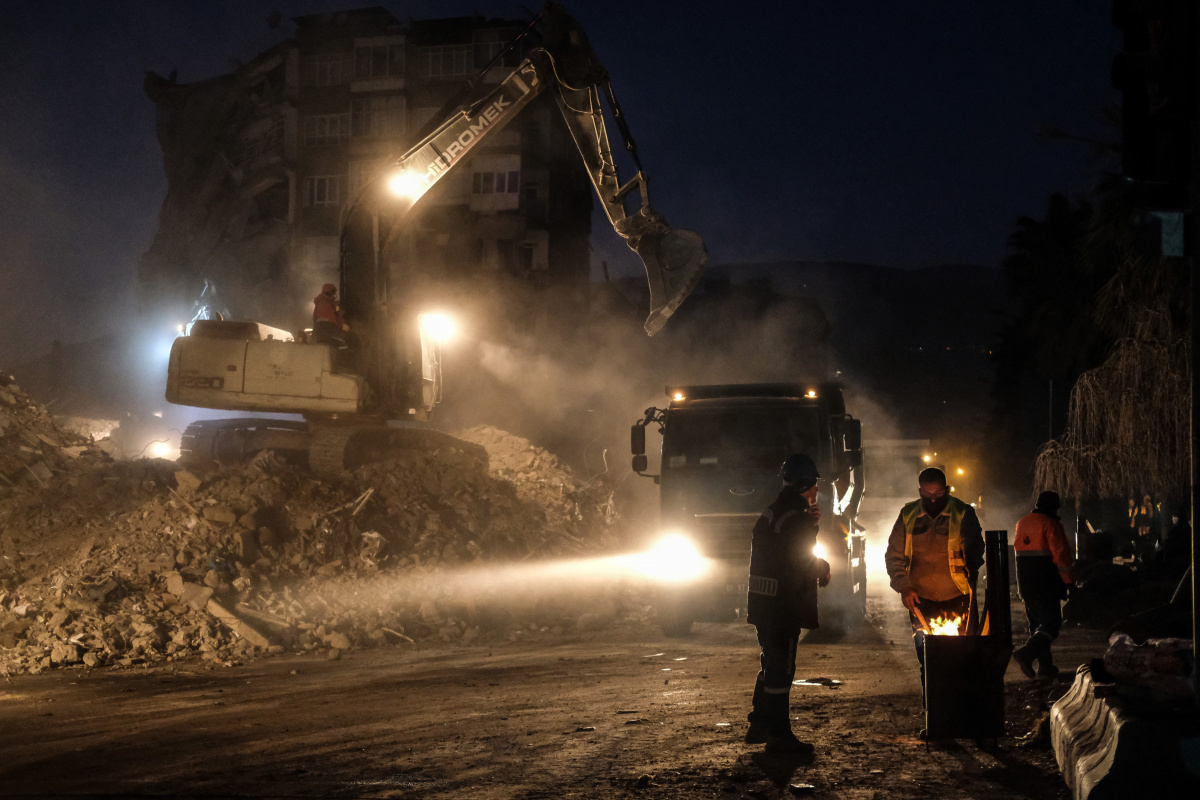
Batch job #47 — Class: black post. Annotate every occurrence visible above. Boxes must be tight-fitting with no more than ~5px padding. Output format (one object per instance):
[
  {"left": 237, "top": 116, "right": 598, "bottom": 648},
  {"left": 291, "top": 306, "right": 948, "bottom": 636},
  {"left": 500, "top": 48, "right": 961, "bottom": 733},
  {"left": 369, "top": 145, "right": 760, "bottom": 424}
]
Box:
[
  {"left": 1188, "top": 0, "right": 1199, "bottom": 703},
  {"left": 984, "top": 529, "right": 1013, "bottom": 647}
]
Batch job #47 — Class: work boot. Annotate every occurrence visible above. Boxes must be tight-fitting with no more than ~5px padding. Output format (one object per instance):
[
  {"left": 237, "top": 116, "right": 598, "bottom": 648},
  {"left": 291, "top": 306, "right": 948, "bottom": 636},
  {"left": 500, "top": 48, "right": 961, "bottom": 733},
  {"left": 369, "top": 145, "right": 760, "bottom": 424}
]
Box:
[
  {"left": 764, "top": 730, "right": 815, "bottom": 754},
  {"left": 744, "top": 722, "right": 769, "bottom": 744},
  {"left": 750, "top": 691, "right": 791, "bottom": 747},
  {"left": 1036, "top": 650, "right": 1059, "bottom": 682},
  {"left": 1012, "top": 644, "right": 1037, "bottom": 679}
]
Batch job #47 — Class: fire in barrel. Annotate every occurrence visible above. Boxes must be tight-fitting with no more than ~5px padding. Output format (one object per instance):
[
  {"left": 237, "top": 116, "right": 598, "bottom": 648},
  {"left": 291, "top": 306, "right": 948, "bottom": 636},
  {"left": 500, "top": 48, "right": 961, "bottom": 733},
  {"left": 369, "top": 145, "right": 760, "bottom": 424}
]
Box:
[
  {"left": 925, "top": 614, "right": 965, "bottom": 636},
  {"left": 922, "top": 530, "right": 1013, "bottom": 741}
]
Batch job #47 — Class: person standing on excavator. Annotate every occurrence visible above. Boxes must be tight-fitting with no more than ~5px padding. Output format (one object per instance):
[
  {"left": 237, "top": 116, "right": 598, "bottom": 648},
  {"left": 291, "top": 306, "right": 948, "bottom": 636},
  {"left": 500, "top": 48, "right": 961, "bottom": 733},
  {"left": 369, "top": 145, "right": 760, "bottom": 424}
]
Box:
[
  {"left": 312, "top": 283, "right": 349, "bottom": 345},
  {"left": 744, "top": 453, "right": 831, "bottom": 754},
  {"left": 1011, "top": 491, "right": 1075, "bottom": 682},
  {"left": 313, "top": 283, "right": 357, "bottom": 372},
  {"left": 884, "top": 467, "right": 984, "bottom": 727}
]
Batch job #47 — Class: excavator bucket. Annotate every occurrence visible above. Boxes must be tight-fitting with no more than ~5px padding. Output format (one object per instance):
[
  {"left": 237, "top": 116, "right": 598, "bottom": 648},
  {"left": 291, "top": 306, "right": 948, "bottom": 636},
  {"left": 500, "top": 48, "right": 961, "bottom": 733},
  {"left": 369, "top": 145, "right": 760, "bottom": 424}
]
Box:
[{"left": 636, "top": 228, "right": 707, "bottom": 335}]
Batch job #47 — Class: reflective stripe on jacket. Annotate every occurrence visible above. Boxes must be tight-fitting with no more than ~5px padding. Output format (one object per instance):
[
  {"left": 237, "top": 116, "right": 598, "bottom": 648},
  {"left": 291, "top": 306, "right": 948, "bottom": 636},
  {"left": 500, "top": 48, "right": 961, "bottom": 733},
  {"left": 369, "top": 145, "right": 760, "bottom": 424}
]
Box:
[
  {"left": 900, "top": 496, "right": 973, "bottom": 596},
  {"left": 1014, "top": 510, "right": 1074, "bottom": 584},
  {"left": 746, "top": 486, "right": 820, "bottom": 629}
]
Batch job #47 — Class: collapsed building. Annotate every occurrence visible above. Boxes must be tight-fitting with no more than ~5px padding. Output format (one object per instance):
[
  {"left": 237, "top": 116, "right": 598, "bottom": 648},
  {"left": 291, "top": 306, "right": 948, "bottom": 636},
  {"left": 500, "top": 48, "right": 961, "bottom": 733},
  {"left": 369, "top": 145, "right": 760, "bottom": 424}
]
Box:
[{"left": 139, "top": 7, "right": 594, "bottom": 334}]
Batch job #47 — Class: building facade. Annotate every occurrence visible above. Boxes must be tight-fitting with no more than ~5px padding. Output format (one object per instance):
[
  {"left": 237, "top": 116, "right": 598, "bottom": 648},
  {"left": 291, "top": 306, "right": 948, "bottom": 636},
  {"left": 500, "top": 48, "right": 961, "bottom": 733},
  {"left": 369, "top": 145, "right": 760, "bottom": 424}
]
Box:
[{"left": 139, "top": 7, "right": 593, "bottom": 333}]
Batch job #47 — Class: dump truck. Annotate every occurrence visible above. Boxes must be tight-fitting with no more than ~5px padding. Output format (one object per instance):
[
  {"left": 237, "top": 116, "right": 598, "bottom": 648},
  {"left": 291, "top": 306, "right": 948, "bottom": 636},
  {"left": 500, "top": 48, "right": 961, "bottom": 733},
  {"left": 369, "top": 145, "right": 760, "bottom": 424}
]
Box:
[{"left": 631, "top": 383, "right": 867, "bottom": 636}]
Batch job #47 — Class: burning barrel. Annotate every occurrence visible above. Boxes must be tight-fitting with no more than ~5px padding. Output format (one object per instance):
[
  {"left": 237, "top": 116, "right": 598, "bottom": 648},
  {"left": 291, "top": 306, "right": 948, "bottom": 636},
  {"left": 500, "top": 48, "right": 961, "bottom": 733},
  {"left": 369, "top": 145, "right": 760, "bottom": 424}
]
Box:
[{"left": 923, "top": 529, "right": 1013, "bottom": 740}]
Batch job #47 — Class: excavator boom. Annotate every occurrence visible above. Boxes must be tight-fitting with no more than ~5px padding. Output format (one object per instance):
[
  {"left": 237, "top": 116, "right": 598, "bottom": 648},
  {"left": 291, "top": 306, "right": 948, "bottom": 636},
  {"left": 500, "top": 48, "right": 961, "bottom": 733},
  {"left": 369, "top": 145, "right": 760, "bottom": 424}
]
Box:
[{"left": 375, "top": 3, "right": 706, "bottom": 334}]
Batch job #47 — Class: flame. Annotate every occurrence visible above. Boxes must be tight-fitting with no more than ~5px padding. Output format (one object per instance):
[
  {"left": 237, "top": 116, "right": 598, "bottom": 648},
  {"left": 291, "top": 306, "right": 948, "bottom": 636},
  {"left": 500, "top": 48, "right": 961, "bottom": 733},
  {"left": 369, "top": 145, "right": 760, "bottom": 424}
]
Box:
[{"left": 927, "top": 614, "right": 963, "bottom": 636}]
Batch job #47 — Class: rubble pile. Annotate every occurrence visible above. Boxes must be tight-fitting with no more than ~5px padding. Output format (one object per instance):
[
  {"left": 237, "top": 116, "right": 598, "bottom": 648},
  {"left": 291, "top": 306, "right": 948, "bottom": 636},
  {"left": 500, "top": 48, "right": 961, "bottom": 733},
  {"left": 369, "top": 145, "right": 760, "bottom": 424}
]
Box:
[
  {"left": 0, "top": 375, "right": 107, "bottom": 494},
  {"left": 0, "top": 380, "right": 643, "bottom": 676}
]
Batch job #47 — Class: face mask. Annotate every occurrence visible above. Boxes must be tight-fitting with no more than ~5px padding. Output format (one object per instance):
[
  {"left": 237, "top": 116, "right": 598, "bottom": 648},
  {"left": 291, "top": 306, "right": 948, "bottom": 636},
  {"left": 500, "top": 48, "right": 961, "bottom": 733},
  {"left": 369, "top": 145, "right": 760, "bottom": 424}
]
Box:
[{"left": 922, "top": 495, "right": 949, "bottom": 516}]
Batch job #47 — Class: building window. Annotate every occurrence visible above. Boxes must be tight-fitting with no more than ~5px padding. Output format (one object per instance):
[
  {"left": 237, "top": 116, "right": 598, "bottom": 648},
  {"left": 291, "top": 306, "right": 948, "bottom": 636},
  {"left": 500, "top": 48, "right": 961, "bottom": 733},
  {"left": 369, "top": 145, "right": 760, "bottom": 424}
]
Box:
[
  {"left": 352, "top": 95, "right": 405, "bottom": 138},
  {"left": 418, "top": 44, "right": 473, "bottom": 79},
  {"left": 304, "top": 175, "right": 347, "bottom": 207},
  {"left": 472, "top": 170, "right": 520, "bottom": 195},
  {"left": 355, "top": 43, "right": 404, "bottom": 79},
  {"left": 303, "top": 113, "right": 350, "bottom": 146},
  {"left": 302, "top": 53, "right": 353, "bottom": 87}
]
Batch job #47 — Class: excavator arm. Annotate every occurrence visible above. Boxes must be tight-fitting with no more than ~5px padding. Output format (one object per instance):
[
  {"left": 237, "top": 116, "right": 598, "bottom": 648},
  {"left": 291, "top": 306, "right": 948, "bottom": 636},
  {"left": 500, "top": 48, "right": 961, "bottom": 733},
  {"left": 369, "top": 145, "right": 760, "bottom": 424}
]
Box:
[{"left": 370, "top": 2, "right": 706, "bottom": 335}]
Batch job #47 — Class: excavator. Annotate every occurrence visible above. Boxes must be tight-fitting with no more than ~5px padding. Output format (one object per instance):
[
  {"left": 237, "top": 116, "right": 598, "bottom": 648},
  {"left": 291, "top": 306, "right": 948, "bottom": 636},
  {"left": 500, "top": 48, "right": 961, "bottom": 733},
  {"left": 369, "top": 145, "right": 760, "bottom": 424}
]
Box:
[{"left": 166, "top": 3, "right": 706, "bottom": 477}]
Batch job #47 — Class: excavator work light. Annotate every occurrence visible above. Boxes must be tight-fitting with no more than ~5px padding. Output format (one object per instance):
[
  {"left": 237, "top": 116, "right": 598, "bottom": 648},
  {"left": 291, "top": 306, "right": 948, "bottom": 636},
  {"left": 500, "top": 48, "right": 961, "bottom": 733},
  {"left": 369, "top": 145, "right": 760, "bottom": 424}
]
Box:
[
  {"left": 418, "top": 312, "right": 457, "bottom": 343},
  {"left": 387, "top": 170, "right": 424, "bottom": 200},
  {"left": 149, "top": 440, "right": 176, "bottom": 460},
  {"left": 672, "top": 391, "right": 685, "bottom": 402}
]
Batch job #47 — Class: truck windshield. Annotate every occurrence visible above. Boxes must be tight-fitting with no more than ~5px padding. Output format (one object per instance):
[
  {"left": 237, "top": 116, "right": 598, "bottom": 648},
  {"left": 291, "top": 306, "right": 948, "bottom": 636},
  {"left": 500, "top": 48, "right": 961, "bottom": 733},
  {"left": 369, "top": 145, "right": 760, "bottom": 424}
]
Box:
[{"left": 662, "top": 408, "right": 821, "bottom": 470}]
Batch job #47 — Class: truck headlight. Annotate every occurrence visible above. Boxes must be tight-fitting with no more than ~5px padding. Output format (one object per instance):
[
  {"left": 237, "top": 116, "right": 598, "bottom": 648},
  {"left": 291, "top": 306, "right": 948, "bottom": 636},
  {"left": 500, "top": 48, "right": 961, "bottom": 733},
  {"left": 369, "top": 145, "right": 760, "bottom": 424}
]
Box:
[{"left": 633, "top": 533, "right": 709, "bottom": 583}]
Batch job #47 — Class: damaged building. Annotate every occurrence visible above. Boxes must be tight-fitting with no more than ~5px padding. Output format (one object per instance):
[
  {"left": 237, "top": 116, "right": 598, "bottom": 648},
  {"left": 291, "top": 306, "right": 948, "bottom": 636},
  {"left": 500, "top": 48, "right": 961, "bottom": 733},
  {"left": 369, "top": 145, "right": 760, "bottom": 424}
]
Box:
[{"left": 139, "top": 7, "right": 593, "bottom": 334}]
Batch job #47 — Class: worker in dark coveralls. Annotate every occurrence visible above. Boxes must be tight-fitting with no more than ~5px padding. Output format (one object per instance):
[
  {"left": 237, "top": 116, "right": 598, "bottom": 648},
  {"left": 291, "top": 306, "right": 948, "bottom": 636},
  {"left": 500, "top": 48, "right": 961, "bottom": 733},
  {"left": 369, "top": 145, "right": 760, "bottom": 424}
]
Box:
[
  {"left": 1011, "top": 491, "right": 1075, "bottom": 682},
  {"left": 745, "top": 453, "right": 831, "bottom": 754},
  {"left": 884, "top": 467, "right": 984, "bottom": 719}
]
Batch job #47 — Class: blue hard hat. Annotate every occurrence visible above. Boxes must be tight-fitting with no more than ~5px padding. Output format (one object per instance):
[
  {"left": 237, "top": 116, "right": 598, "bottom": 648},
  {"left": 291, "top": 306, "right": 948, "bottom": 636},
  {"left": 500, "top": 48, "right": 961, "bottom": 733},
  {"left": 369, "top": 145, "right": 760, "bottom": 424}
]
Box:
[{"left": 780, "top": 453, "right": 819, "bottom": 488}]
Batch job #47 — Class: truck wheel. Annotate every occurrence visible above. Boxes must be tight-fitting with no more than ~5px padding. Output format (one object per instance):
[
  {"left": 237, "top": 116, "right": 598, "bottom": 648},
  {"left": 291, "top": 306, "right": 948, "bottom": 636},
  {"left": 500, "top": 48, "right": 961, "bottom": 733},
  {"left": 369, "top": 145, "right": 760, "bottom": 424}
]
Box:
[
  {"left": 656, "top": 592, "right": 694, "bottom": 637},
  {"left": 705, "top": 605, "right": 739, "bottom": 624},
  {"left": 660, "top": 614, "right": 694, "bottom": 637}
]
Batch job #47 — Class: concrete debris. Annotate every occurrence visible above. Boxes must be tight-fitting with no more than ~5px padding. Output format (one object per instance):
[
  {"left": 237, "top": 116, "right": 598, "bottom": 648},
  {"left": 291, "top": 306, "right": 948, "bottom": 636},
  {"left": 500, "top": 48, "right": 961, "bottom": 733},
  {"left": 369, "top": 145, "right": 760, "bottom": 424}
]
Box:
[
  {"left": 0, "top": 378, "right": 643, "bottom": 675},
  {"left": 205, "top": 598, "right": 272, "bottom": 649},
  {"left": 0, "top": 377, "right": 108, "bottom": 494}
]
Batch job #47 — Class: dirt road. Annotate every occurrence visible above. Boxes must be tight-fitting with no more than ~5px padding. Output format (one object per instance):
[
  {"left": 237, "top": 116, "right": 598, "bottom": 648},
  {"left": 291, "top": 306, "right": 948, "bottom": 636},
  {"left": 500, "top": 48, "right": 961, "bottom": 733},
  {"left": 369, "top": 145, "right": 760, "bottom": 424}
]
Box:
[{"left": 0, "top": 594, "right": 1106, "bottom": 799}]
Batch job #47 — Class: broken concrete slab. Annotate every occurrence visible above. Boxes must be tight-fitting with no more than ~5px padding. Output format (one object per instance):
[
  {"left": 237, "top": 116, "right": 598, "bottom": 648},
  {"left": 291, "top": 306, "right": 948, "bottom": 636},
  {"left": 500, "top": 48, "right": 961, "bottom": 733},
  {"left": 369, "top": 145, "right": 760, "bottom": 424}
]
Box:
[
  {"left": 173, "top": 470, "right": 201, "bottom": 496},
  {"left": 201, "top": 505, "right": 237, "bottom": 525},
  {"left": 206, "top": 599, "right": 272, "bottom": 649},
  {"left": 180, "top": 583, "right": 215, "bottom": 611}
]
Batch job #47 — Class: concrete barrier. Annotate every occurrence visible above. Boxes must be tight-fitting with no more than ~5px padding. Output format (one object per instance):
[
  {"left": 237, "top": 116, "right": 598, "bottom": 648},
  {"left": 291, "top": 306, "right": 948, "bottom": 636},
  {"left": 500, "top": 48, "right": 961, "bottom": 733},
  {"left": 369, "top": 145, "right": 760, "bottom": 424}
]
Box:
[{"left": 1051, "top": 664, "right": 1200, "bottom": 799}]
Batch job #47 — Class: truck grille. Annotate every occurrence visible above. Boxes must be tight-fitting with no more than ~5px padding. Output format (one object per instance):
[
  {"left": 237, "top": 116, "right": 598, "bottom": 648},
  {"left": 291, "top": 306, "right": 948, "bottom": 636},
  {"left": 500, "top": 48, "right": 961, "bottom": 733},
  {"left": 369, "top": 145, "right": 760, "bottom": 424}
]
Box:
[{"left": 690, "top": 514, "right": 756, "bottom": 561}]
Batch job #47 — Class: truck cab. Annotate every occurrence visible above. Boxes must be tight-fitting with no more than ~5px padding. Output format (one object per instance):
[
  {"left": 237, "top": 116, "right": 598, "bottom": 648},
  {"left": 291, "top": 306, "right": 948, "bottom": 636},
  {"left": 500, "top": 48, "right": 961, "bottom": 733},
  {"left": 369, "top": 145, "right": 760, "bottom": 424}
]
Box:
[{"left": 631, "top": 383, "right": 867, "bottom": 636}]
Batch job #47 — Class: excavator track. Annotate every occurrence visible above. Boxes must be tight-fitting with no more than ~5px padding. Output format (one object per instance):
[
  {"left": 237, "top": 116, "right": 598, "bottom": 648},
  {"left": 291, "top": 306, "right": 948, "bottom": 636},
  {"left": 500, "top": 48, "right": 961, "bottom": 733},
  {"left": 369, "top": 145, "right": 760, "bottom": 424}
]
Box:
[
  {"left": 180, "top": 418, "right": 308, "bottom": 467},
  {"left": 307, "top": 427, "right": 360, "bottom": 480}
]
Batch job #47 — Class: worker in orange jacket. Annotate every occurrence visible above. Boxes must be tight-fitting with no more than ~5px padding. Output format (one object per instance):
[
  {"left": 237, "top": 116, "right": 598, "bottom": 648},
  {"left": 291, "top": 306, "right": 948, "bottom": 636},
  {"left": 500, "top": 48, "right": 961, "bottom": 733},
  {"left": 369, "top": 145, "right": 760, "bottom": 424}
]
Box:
[
  {"left": 312, "top": 283, "right": 348, "bottom": 344},
  {"left": 1012, "top": 491, "right": 1075, "bottom": 681}
]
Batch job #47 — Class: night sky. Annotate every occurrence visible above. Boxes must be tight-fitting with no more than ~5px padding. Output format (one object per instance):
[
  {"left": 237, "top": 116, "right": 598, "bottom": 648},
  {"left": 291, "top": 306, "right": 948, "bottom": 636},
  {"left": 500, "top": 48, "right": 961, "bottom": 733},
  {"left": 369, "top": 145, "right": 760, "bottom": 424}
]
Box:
[{"left": 0, "top": 1, "right": 1118, "bottom": 362}]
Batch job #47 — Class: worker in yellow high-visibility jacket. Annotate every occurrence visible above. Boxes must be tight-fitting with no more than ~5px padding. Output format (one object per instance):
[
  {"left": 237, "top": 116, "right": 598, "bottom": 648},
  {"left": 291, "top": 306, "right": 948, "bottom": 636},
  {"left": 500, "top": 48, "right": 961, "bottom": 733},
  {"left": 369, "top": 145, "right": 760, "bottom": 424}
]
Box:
[{"left": 885, "top": 467, "right": 984, "bottom": 731}]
